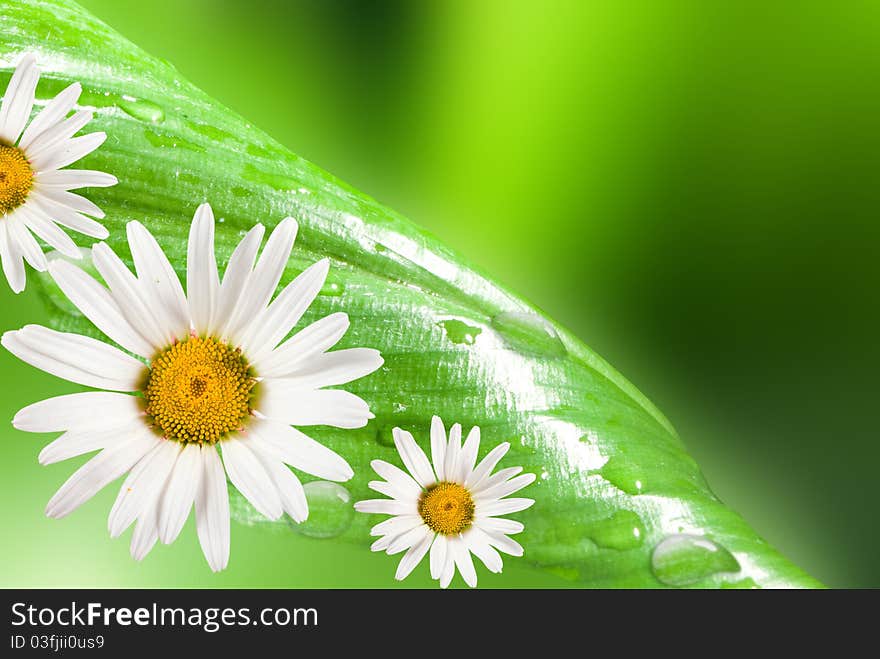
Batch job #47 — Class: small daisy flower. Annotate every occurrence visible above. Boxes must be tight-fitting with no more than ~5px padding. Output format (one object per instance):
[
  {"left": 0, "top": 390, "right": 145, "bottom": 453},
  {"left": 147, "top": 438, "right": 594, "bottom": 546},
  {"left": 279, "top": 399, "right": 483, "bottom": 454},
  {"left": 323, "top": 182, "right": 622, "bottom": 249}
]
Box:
[
  {"left": 0, "top": 53, "right": 116, "bottom": 293},
  {"left": 355, "top": 416, "right": 535, "bottom": 588},
  {"left": 3, "top": 203, "right": 382, "bottom": 571}
]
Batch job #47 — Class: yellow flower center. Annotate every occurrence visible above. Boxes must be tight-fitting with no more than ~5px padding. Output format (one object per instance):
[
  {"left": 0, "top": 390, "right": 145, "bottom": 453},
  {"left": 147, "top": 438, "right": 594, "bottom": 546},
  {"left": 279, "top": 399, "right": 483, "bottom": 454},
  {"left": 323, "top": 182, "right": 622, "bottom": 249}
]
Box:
[
  {"left": 0, "top": 143, "right": 34, "bottom": 215},
  {"left": 418, "top": 482, "right": 475, "bottom": 535},
  {"left": 143, "top": 336, "right": 255, "bottom": 445}
]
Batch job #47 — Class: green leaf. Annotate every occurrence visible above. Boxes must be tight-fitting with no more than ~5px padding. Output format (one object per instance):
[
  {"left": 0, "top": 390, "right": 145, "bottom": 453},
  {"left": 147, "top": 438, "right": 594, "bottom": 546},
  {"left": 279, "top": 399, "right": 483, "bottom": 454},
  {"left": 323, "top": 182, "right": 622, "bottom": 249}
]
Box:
[{"left": 1, "top": 0, "right": 820, "bottom": 588}]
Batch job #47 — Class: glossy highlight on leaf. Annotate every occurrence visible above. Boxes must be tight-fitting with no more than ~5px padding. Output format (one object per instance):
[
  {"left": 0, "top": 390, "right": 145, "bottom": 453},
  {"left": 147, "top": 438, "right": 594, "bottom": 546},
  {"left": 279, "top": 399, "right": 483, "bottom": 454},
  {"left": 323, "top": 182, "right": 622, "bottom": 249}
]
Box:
[{"left": 0, "top": 0, "right": 821, "bottom": 587}]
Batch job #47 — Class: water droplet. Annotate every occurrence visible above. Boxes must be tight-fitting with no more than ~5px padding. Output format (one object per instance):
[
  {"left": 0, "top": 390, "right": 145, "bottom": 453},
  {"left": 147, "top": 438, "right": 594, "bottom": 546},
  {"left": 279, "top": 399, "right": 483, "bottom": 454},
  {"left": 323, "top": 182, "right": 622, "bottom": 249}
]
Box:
[
  {"left": 143, "top": 129, "right": 206, "bottom": 152},
  {"left": 490, "top": 311, "right": 567, "bottom": 357},
  {"left": 231, "top": 186, "right": 254, "bottom": 198},
  {"left": 241, "top": 164, "right": 298, "bottom": 191},
  {"left": 589, "top": 510, "right": 645, "bottom": 550},
  {"left": 599, "top": 459, "right": 647, "bottom": 495},
  {"left": 118, "top": 97, "right": 164, "bottom": 124},
  {"left": 438, "top": 319, "right": 482, "bottom": 345},
  {"left": 246, "top": 143, "right": 279, "bottom": 159},
  {"left": 76, "top": 87, "right": 122, "bottom": 109},
  {"left": 374, "top": 424, "right": 396, "bottom": 447},
  {"left": 651, "top": 534, "right": 741, "bottom": 586},
  {"left": 187, "top": 121, "right": 235, "bottom": 141},
  {"left": 290, "top": 481, "right": 354, "bottom": 539},
  {"left": 318, "top": 279, "right": 344, "bottom": 296}
]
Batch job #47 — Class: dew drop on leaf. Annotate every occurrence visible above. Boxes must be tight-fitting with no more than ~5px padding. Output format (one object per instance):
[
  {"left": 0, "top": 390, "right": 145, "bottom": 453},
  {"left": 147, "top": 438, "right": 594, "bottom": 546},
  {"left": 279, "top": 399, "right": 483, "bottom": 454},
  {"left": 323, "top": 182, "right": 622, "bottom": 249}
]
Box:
[
  {"left": 290, "top": 481, "right": 354, "bottom": 539},
  {"left": 438, "top": 319, "right": 482, "bottom": 345},
  {"left": 118, "top": 97, "right": 164, "bottom": 124},
  {"left": 589, "top": 510, "right": 645, "bottom": 550},
  {"left": 651, "top": 533, "right": 741, "bottom": 586},
  {"left": 490, "top": 311, "right": 567, "bottom": 357}
]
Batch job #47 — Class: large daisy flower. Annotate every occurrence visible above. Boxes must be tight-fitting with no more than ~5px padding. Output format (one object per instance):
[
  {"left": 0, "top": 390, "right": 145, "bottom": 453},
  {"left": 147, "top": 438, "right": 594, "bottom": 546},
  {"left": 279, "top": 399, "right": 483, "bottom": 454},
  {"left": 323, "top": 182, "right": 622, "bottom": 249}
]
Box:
[
  {"left": 2, "top": 203, "right": 382, "bottom": 571},
  {"left": 355, "top": 417, "right": 535, "bottom": 588},
  {"left": 0, "top": 53, "right": 116, "bottom": 293}
]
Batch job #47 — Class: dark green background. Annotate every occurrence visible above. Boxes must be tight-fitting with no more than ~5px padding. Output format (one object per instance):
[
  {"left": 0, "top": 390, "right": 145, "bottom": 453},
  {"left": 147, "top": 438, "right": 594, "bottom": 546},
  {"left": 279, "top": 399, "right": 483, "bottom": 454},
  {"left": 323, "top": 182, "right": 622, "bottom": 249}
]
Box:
[{"left": 1, "top": 0, "right": 877, "bottom": 587}]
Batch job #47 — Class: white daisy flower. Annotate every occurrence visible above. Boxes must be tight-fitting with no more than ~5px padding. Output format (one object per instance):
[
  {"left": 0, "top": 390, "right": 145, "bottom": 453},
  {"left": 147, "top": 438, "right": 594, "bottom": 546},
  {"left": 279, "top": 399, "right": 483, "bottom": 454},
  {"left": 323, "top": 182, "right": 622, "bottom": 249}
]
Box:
[
  {"left": 0, "top": 53, "right": 116, "bottom": 293},
  {"left": 355, "top": 416, "right": 535, "bottom": 588},
  {"left": 2, "top": 203, "right": 382, "bottom": 571}
]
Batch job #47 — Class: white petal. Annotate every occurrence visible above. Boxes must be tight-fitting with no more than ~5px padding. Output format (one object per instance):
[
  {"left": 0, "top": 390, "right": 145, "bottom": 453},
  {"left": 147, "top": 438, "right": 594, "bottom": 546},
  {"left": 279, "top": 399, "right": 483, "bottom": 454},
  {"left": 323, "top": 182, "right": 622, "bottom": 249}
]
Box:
[
  {"left": 221, "top": 438, "right": 283, "bottom": 520},
  {"left": 49, "top": 259, "right": 154, "bottom": 357},
  {"left": 462, "top": 526, "right": 504, "bottom": 573},
  {"left": 475, "top": 516, "right": 525, "bottom": 535},
  {"left": 476, "top": 498, "right": 535, "bottom": 517},
  {"left": 368, "top": 480, "right": 406, "bottom": 500},
  {"left": 14, "top": 391, "right": 142, "bottom": 433},
  {"left": 368, "top": 514, "right": 423, "bottom": 538},
  {"left": 16, "top": 204, "right": 80, "bottom": 259},
  {"left": 130, "top": 500, "right": 159, "bottom": 562},
  {"left": 370, "top": 535, "right": 394, "bottom": 552},
  {"left": 248, "top": 419, "right": 353, "bottom": 481},
  {"left": 127, "top": 221, "right": 189, "bottom": 342},
  {"left": 387, "top": 523, "right": 431, "bottom": 555},
  {"left": 39, "top": 421, "right": 142, "bottom": 465},
  {"left": 91, "top": 242, "right": 168, "bottom": 349},
  {"left": 458, "top": 426, "right": 481, "bottom": 483},
  {"left": 484, "top": 531, "right": 524, "bottom": 557},
  {"left": 223, "top": 218, "right": 297, "bottom": 343},
  {"left": 30, "top": 131, "right": 107, "bottom": 172},
  {"left": 439, "top": 552, "right": 456, "bottom": 589},
  {"left": 0, "top": 53, "right": 39, "bottom": 144},
  {"left": 195, "top": 446, "right": 230, "bottom": 572},
  {"left": 430, "top": 416, "right": 446, "bottom": 481},
  {"left": 394, "top": 527, "right": 432, "bottom": 581},
  {"left": 212, "top": 224, "right": 264, "bottom": 337},
  {"left": 28, "top": 192, "right": 107, "bottom": 238},
  {"left": 265, "top": 348, "right": 383, "bottom": 390},
  {"left": 34, "top": 187, "right": 104, "bottom": 219},
  {"left": 253, "top": 311, "right": 349, "bottom": 378},
  {"left": 239, "top": 258, "right": 328, "bottom": 362},
  {"left": 472, "top": 466, "right": 523, "bottom": 496},
  {"left": 354, "top": 499, "right": 417, "bottom": 516},
  {"left": 158, "top": 443, "right": 201, "bottom": 544},
  {"left": 451, "top": 537, "right": 478, "bottom": 587},
  {"left": 259, "top": 385, "right": 373, "bottom": 429},
  {"left": 34, "top": 168, "right": 117, "bottom": 189},
  {"left": 45, "top": 429, "right": 158, "bottom": 518},
  {"left": 108, "top": 439, "right": 179, "bottom": 538},
  {"left": 2, "top": 325, "right": 146, "bottom": 391},
  {"left": 475, "top": 472, "right": 536, "bottom": 502},
  {"left": 252, "top": 450, "right": 309, "bottom": 523},
  {"left": 7, "top": 218, "right": 46, "bottom": 271},
  {"left": 25, "top": 110, "right": 94, "bottom": 163},
  {"left": 430, "top": 534, "right": 448, "bottom": 579},
  {"left": 392, "top": 427, "right": 436, "bottom": 488},
  {"left": 464, "top": 442, "right": 511, "bottom": 489},
  {"left": 19, "top": 82, "right": 81, "bottom": 150},
  {"left": 0, "top": 221, "right": 26, "bottom": 293},
  {"left": 370, "top": 459, "right": 423, "bottom": 499},
  {"left": 444, "top": 423, "right": 462, "bottom": 483},
  {"left": 186, "top": 203, "right": 219, "bottom": 333}
]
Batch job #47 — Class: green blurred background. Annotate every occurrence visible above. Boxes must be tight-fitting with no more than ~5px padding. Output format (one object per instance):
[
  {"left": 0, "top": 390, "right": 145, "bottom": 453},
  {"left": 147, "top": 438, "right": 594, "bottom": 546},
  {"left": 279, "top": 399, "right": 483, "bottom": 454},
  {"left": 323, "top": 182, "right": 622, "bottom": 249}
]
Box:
[{"left": 1, "top": 0, "right": 878, "bottom": 587}]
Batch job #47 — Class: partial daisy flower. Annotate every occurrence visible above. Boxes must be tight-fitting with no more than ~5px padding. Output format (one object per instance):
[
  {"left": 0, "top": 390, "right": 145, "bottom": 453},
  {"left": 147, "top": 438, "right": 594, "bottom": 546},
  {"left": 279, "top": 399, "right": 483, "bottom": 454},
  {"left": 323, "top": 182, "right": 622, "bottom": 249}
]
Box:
[
  {"left": 3, "top": 203, "right": 382, "bottom": 571},
  {"left": 355, "top": 416, "right": 535, "bottom": 588},
  {"left": 0, "top": 53, "right": 116, "bottom": 293}
]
